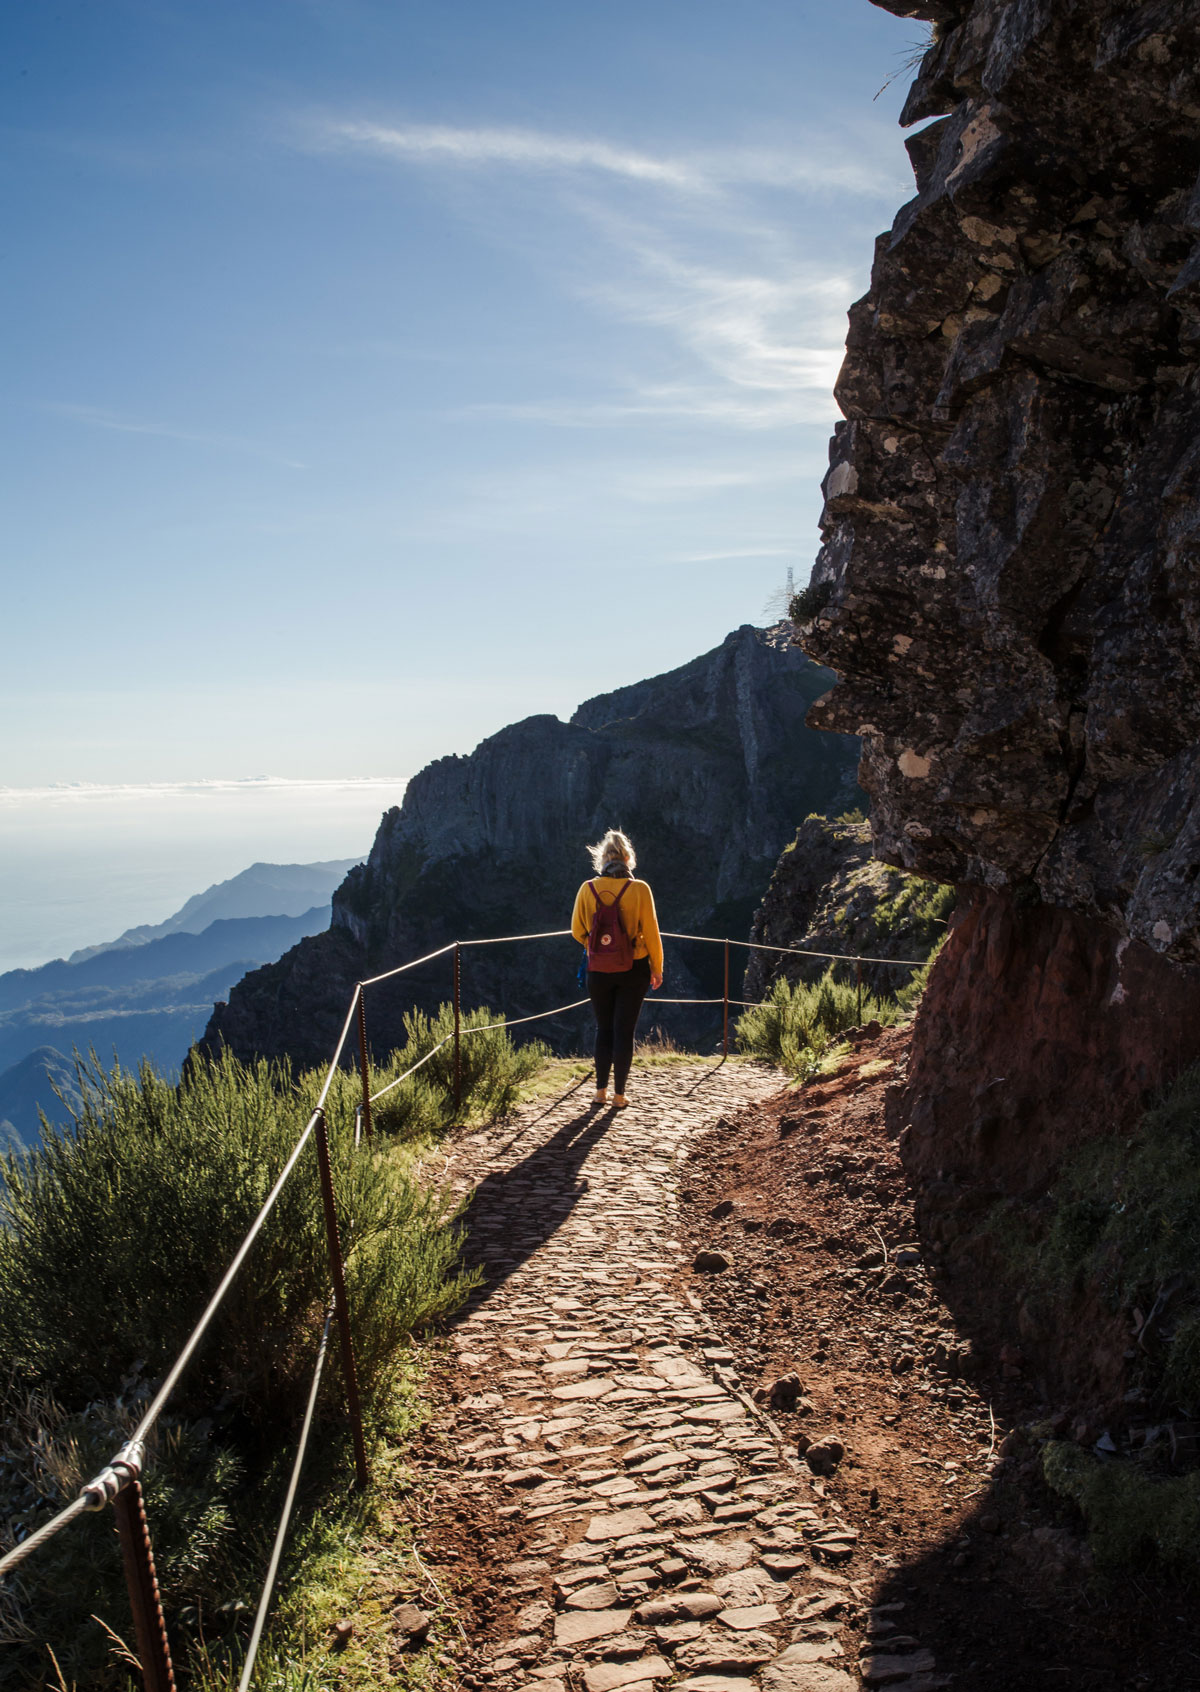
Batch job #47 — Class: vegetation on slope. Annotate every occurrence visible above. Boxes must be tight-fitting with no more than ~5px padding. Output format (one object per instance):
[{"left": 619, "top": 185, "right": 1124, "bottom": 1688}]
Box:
[
  {"left": 973, "top": 1066, "right": 1200, "bottom": 1576},
  {"left": 746, "top": 813, "right": 954, "bottom": 1008},
  {"left": 0, "top": 1017, "right": 540, "bottom": 1690},
  {"left": 735, "top": 955, "right": 938, "bottom": 1081}
]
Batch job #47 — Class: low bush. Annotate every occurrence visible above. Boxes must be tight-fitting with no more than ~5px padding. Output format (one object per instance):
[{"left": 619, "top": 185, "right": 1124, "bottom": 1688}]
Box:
[
  {"left": 0, "top": 1378, "right": 245, "bottom": 1688},
  {"left": 0, "top": 1021, "right": 530, "bottom": 1689},
  {"left": 0, "top": 1049, "right": 475, "bottom": 1421},
  {"left": 1042, "top": 1440, "right": 1200, "bottom": 1578},
  {"left": 892, "top": 941, "right": 944, "bottom": 1015},
  {"left": 370, "top": 1001, "right": 547, "bottom": 1138},
  {"left": 735, "top": 966, "right": 900, "bottom": 1078}
]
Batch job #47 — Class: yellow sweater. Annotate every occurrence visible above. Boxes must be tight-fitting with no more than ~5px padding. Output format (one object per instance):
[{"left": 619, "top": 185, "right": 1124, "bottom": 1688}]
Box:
[{"left": 571, "top": 876, "right": 664, "bottom": 976}]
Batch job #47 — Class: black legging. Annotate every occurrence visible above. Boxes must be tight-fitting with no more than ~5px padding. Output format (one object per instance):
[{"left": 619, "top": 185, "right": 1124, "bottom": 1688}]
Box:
[{"left": 588, "top": 956, "right": 652, "bottom": 1094}]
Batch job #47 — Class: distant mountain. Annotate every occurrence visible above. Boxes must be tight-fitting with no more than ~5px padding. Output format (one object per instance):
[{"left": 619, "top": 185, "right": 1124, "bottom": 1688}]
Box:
[
  {"left": 0, "top": 909, "right": 337, "bottom": 1013},
  {"left": 68, "top": 860, "right": 360, "bottom": 961},
  {"left": 0, "top": 857, "right": 366, "bottom": 1141},
  {"left": 0, "top": 1046, "right": 82, "bottom": 1151},
  {"left": 0, "top": 908, "right": 333, "bottom": 1082}
]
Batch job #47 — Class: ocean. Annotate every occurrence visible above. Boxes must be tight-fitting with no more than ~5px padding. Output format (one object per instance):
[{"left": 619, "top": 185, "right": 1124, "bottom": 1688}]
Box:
[{"left": 0, "top": 778, "right": 406, "bottom": 974}]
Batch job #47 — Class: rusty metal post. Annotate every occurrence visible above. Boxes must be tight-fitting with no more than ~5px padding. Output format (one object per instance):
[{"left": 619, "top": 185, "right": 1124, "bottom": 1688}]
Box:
[
  {"left": 722, "top": 940, "right": 730, "bottom": 1058},
  {"left": 356, "top": 986, "right": 374, "bottom": 1142},
  {"left": 114, "top": 1478, "right": 177, "bottom": 1692},
  {"left": 453, "top": 942, "right": 462, "bottom": 1117},
  {"left": 314, "top": 1108, "right": 369, "bottom": 1490},
  {"left": 856, "top": 959, "right": 863, "bottom": 1025}
]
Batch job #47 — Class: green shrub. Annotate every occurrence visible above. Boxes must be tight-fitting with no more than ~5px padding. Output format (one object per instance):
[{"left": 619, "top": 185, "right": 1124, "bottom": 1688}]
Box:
[
  {"left": 0, "top": 1050, "right": 475, "bottom": 1421},
  {"left": 370, "top": 1002, "right": 547, "bottom": 1138},
  {"left": 0, "top": 1380, "right": 245, "bottom": 1688},
  {"left": 1043, "top": 1440, "right": 1200, "bottom": 1577},
  {"left": 998, "top": 1064, "right": 1200, "bottom": 1408},
  {"left": 735, "top": 966, "right": 899, "bottom": 1078},
  {"left": 893, "top": 938, "right": 946, "bottom": 1014},
  {"left": 0, "top": 1032, "right": 506, "bottom": 1689}
]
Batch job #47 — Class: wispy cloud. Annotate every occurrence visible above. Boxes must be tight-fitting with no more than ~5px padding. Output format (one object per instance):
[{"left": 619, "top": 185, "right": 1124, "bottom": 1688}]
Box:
[
  {"left": 298, "top": 114, "right": 892, "bottom": 433},
  {"left": 45, "top": 403, "right": 305, "bottom": 468},
  {"left": 309, "top": 118, "right": 905, "bottom": 199},
  {"left": 458, "top": 254, "right": 849, "bottom": 432},
  {"left": 666, "top": 545, "right": 795, "bottom": 564},
  {"left": 0, "top": 777, "right": 405, "bottom": 806},
  {"left": 319, "top": 120, "right": 700, "bottom": 189}
]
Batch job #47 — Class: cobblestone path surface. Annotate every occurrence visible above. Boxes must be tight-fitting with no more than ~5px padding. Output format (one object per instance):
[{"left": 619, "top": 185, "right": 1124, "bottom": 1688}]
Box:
[{"left": 430, "top": 1063, "right": 869, "bottom": 1692}]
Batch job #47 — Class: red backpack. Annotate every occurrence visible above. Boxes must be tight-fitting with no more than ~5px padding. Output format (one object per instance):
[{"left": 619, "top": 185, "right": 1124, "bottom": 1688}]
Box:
[{"left": 585, "top": 880, "right": 635, "bottom": 972}]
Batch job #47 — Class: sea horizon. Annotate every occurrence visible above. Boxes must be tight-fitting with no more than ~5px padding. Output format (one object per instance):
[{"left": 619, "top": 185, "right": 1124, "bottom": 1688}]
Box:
[{"left": 0, "top": 776, "right": 407, "bottom": 974}]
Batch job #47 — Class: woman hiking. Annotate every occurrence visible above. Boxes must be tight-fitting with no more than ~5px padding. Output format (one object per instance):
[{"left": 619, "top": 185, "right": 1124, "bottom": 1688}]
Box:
[{"left": 571, "top": 829, "right": 663, "bottom": 1109}]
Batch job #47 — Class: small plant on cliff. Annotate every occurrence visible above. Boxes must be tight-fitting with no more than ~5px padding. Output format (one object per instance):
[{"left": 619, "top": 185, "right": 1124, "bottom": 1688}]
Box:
[
  {"left": 871, "top": 880, "right": 955, "bottom": 951},
  {"left": 1009, "top": 1064, "right": 1200, "bottom": 1408},
  {"left": 735, "top": 966, "right": 898, "bottom": 1078},
  {"left": 789, "top": 580, "right": 832, "bottom": 626}
]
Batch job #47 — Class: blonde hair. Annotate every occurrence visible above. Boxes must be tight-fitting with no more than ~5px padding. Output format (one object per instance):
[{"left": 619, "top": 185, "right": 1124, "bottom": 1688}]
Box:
[{"left": 588, "top": 829, "right": 636, "bottom": 875}]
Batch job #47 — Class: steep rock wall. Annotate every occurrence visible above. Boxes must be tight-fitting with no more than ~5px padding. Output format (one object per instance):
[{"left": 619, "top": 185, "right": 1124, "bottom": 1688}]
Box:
[
  {"left": 204, "top": 627, "right": 859, "bottom": 1067},
  {"left": 798, "top": 0, "right": 1200, "bottom": 1188},
  {"left": 794, "top": 0, "right": 1200, "bottom": 1419}
]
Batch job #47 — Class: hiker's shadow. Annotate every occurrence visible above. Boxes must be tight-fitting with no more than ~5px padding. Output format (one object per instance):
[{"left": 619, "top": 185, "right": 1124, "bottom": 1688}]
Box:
[{"left": 453, "top": 1091, "right": 614, "bottom": 1319}]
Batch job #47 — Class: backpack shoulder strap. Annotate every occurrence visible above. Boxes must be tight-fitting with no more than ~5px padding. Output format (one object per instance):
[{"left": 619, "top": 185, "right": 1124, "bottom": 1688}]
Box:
[{"left": 612, "top": 880, "right": 632, "bottom": 906}]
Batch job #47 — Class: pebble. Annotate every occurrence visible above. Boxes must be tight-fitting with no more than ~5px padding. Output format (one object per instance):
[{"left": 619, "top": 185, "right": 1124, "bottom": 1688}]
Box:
[
  {"left": 802, "top": 1438, "right": 845, "bottom": 1477},
  {"left": 860, "top": 1649, "right": 936, "bottom": 1684},
  {"left": 392, "top": 1603, "right": 428, "bottom": 1640}
]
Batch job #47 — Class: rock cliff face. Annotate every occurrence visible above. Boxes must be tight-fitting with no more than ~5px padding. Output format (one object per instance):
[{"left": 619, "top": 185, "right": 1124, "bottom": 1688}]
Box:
[
  {"left": 799, "top": 0, "right": 1200, "bottom": 1190},
  {"left": 204, "top": 626, "right": 859, "bottom": 1068},
  {"left": 794, "top": 0, "right": 1200, "bottom": 1416}
]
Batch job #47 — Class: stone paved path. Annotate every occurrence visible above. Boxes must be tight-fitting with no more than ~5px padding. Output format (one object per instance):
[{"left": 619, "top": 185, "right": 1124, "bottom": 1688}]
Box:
[{"left": 430, "top": 1063, "right": 869, "bottom": 1692}]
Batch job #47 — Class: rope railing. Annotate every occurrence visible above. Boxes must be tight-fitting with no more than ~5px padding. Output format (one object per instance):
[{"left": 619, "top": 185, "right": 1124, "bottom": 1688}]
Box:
[
  {"left": 237, "top": 1302, "right": 335, "bottom": 1692},
  {"left": 460, "top": 994, "right": 591, "bottom": 1036},
  {"left": 368, "top": 1033, "right": 454, "bottom": 1103},
  {"left": 0, "top": 913, "right": 932, "bottom": 1687},
  {"left": 662, "top": 929, "right": 927, "bottom": 967}
]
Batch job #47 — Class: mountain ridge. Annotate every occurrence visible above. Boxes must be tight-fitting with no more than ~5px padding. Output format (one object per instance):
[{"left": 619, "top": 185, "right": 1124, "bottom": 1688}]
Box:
[
  {"left": 204, "top": 624, "right": 862, "bottom": 1068},
  {"left": 67, "top": 858, "right": 361, "bottom": 961}
]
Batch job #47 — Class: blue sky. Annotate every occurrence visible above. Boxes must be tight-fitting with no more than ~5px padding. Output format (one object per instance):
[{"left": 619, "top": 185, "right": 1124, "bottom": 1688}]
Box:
[{"left": 4, "top": 0, "right": 920, "bottom": 785}]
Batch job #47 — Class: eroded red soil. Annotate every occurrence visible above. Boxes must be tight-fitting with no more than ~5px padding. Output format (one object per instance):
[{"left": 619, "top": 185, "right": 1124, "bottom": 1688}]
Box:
[{"left": 676, "top": 1029, "right": 1200, "bottom": 1692}]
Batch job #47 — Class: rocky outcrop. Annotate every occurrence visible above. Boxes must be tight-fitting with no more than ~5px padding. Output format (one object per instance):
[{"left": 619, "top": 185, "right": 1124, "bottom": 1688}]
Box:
[
  {"left": 783, "top": 0, "right": 1200, "bottom": 1429},
  {"left": 798, "top": 0, "right": 1200, "bottom": 1196},
  {"left": 204, "top": 626, "right": 860, "bottom": 1067},
  {"left": 744, "top": 815, "right": 953, "bottom": 1000}
]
